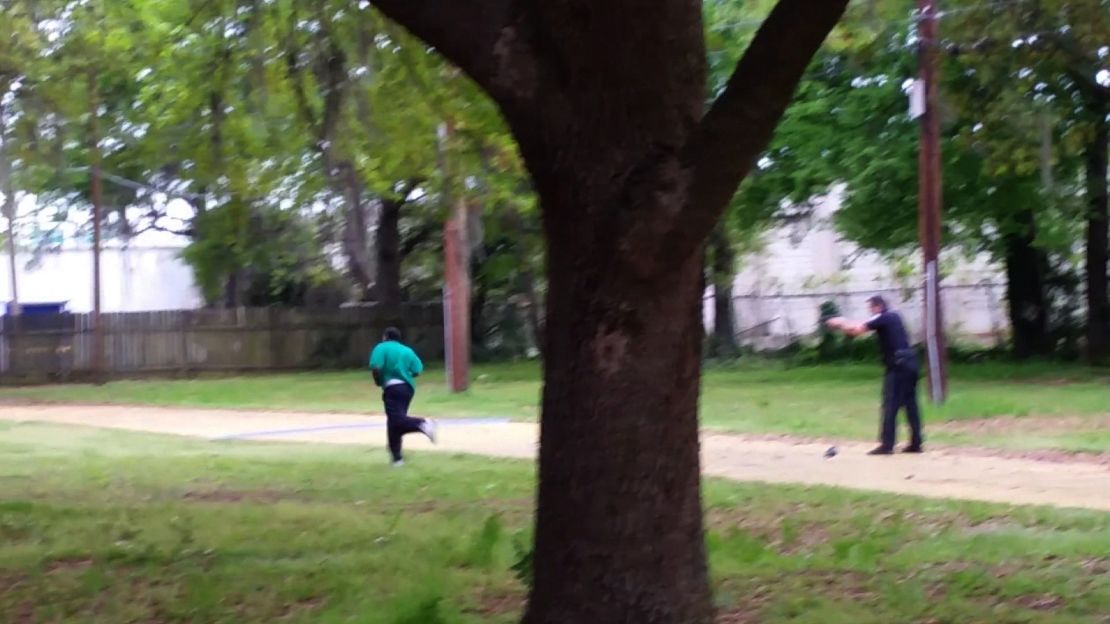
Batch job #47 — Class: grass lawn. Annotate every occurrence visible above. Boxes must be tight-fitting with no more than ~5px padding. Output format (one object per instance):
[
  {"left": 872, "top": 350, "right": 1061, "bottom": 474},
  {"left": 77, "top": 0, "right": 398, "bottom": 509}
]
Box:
[
  {"left": 3, "top": 361, "right": 1108, "bottom": 453},
  {"left": 0, "top": 422, "right": 1107, "bottom": 623}
]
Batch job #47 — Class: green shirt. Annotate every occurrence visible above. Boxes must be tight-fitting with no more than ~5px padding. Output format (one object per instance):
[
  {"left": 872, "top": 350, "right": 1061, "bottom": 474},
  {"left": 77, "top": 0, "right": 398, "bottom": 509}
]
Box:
[{"left": 369, "top": 340, "right": 424, "bottom": 389}]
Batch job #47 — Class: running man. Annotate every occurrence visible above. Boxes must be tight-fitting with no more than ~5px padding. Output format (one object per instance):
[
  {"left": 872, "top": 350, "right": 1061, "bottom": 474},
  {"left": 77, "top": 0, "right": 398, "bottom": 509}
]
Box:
[
  {"left": 370, "top": 327, "right": 437, "bottom": 466},
  {"left": 826, "top": 295, "right": 924, "bottom": 455}
]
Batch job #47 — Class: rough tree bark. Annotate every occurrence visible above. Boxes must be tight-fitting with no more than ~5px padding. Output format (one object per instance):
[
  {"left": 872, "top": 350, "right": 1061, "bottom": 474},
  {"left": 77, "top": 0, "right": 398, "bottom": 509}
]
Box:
[
  {"left": 371, "top": 1, "right": 847, "bottom": 621},
  {"left": 1003, "top": 217, "right": 1051, "bottom": 359},
  {"left": 1085, "top": 106, "right": 1108, "bottom": 362}
]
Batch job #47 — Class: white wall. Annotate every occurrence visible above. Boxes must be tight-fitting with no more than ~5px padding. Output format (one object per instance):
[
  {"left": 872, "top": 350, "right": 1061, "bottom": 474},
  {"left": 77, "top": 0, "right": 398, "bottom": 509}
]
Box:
[
  {"left": 0, "top": 246, "right": 203, "bottom": 313},
  {"left": 705, "top": 186, "right": 1010, "bottom": 348}
]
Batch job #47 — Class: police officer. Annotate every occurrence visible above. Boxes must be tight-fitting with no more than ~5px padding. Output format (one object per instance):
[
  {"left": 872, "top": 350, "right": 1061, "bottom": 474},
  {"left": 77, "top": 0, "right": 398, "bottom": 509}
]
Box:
[{"left": 826, "top": 296, "right": 924, "bottom": 455}]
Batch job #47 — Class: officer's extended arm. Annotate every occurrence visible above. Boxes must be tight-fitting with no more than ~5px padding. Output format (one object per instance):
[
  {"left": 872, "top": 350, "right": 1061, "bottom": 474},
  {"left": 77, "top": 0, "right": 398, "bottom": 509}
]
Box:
[{"left": 826, "top": 317, "right": 871, "bottom": 338}]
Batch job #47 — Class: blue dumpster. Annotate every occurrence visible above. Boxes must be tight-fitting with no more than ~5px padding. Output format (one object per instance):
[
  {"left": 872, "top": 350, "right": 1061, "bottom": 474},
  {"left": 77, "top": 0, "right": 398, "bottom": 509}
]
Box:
[{"left": 7, "top": 302, "right": 68, "bottom": 316}]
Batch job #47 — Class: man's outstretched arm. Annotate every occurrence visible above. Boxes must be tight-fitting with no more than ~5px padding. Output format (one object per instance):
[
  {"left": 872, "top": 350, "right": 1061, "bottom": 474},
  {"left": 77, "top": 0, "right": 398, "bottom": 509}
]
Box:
[{"left": 826, "top": 317, "right": 872, "bottom": 338}]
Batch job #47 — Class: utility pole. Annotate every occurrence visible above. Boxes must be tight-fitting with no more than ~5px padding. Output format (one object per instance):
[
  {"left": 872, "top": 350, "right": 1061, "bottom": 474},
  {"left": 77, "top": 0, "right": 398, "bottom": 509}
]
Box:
[
  {"left": 88, "top": 69, "right": 106, "bottom": 385},
  {"left": 438, "top": 121, "right": 470, "bottom": 392},
  {"left": 916, "top": 0, "right": 948, "bottom": 403}
]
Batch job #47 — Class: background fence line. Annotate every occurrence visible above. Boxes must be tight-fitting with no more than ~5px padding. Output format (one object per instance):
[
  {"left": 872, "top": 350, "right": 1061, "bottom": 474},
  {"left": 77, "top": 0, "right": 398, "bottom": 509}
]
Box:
[
  {"left": 0, "top": 303, "right": 444, "bottom": 383},
  {"left": 711, "top": 282, "right": 1009, "bottom": 350}
]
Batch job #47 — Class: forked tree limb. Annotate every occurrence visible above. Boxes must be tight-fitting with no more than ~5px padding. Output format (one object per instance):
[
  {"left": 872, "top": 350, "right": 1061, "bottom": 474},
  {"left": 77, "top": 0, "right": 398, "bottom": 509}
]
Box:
[
  {"left": 370, "top": 0, "right": 533, "bottom": 106},
  {"left": 374, "top": 0, "right": 849, "bottom": 275},
  {"left": 667, "top": 0, "right": 849, "bottom": 263}
]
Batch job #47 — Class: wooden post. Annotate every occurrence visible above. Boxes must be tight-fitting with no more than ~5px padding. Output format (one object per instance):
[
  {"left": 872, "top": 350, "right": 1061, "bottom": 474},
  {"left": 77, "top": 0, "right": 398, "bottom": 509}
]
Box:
[
  {"left": 439, "top": 121, "right": 470, "bottom": 392},
  {"left": 444, "top": 214, "right": 470, "bottom": 392},
  {"left": 179, "top": 311, "right": 190, "bottom": 377},
  {"left": 88, "top": 69, "right": 106, "bottom": 385},
  {"left": 916, "top": 0, "right": 948, "bottom": 403}
]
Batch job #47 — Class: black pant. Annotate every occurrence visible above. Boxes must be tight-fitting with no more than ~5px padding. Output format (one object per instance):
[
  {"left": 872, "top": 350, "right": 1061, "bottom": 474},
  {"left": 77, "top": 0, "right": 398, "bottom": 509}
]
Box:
[
  {"left": 383, "top": 383, "right": 425, "bottom": 461},
  {"left": 880, "top": 367, "right": 923, "bottom": 450}
]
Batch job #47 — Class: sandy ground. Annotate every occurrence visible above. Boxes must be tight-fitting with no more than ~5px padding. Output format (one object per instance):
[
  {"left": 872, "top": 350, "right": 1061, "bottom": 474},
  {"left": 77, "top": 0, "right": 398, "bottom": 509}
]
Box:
[{"left": 2, "top": 404, "right": 1108, "bottom": 512}]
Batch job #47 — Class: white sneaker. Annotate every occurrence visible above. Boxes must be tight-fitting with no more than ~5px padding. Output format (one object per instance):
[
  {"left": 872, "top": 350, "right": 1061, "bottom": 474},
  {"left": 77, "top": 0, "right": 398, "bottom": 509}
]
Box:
[
  {"left": 392, "top": 459, "right": 405, "bottom": 468},
  {"left": 421, "top": 419, "right": 439, "bottom": 444}
]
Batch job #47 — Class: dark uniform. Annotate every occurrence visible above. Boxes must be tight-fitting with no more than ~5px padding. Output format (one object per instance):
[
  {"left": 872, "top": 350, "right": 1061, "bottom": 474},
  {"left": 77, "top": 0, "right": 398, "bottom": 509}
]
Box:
[{"left": 865, "top": 310, "right": 923, "bottom": 451}]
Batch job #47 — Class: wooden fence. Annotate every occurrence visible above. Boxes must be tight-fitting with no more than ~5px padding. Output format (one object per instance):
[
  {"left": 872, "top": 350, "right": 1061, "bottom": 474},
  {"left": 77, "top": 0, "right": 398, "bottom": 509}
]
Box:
[{"left": 0, "top": 304, "right": 444, "bottom": 384}]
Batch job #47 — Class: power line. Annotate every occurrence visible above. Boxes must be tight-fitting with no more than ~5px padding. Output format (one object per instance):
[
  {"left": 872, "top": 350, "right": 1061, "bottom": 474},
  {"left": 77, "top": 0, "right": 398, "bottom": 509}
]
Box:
[{"left": 65, "top": 166, "right": 205, "bottom": 201}]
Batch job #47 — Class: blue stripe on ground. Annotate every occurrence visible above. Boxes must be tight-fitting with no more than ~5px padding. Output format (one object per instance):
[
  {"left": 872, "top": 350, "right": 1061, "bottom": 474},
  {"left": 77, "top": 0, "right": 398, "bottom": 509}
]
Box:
[{"left": 214, "top": 418, "right": 511, "bottom": 441}]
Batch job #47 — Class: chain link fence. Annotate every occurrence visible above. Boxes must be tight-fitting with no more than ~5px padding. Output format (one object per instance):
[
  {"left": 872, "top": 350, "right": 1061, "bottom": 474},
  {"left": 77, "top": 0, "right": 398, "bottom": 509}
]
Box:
[{"left": 712, "top": 282, "right": 1008, "bottom": 351}]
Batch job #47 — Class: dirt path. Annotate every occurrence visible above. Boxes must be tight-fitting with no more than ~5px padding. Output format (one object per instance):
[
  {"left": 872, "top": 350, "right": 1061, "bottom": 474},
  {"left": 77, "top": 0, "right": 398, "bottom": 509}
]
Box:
[{"left": 3, "top": 404, "right": 1108, "bottom": 511}]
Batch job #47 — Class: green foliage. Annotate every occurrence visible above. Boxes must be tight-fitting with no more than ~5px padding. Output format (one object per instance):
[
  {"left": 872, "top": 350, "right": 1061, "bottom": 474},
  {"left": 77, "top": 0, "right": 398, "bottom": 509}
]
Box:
[
  {"left": 459, "top": 514, "right": 505, "bottom": 570},
  {"left": 181, "top": 202, "right": 339, "bottom": 306},
  {"left": 816, "top": 300, "right": 849, "bottom": 361},
  {"left": 509, "top": 531, "right": 534, "bottom": 590},
  {"left": 1, "top": 0, "right": 539, "bottom": 307},
  {"left": 391, "top": 595, "right": 451, "bottom": 624},
  {"left": 707, "top": 0, "right": 1103, "bottom": 281}
]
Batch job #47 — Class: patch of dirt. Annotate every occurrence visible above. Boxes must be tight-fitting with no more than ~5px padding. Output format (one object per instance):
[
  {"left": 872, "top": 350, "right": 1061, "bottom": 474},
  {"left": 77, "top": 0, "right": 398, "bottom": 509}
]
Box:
[
  {"left": 961, "top": 518, "right": 1026, "bottom": 535},
  {"left": 6, "top": 404, "right": 1109, "bottom": 511},
  {"left": 1015, "top": 594, "right": 1065, "bottom": 610},
  {"left": 800, "top": 570, "right": 874, "bottom": 602},
  {"left": 716, "top": 605, "right": 763, "bottom": 623},
  {"left": 1079, "top": 558, "right": 1109, "bottom": 576},
  {"left": 936, "top": 414, "right": 1110, "bottom": 435},
  {"left": 957, "top": 446, "right": 1110, "bottom": 467},
  {"left": 931, "top": 414, "right": 1110, "bottom": 466},
  {"left": 704, "top": 504, "right": 831, "bottom": 555},
  {"left": 182, "top": 489, "right": 293, "bottom": 504},
  {"left": 715, "top": 571, "right": 872, "bottom": 622},
  {"left": 464, "top": 587, "right": 526, "bottom": 617},
  {"left": 351, "top": 497, "right": 533, "bottom": 518},
  {"left": 10, "top": 601, "right": 35, "bottom": 624},
  {"left": 711, "top": 428, "right": 1110, "bottom": 467},
  {"left": 277, "top": 596, "right": 327, "bottom": 619},
  {"left": 44, "top": 557, "right": 94, "bottom": 575},
  {"left": 0, "top": 572, "right": 27, "bottom": 594}
]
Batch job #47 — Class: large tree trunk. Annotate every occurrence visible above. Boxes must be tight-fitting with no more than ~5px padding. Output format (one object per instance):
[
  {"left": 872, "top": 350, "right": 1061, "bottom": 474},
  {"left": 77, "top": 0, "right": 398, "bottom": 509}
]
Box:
[
  {"left": 1003, "top": 210, "right": 1051, "bottom": 358},
  {"left": 371, "top": 2, "right": 847, "bottom": 622},
  {"left": 528, "top": 235, "right": 711, "bottom": 623},
  {"left": 1085, "top": 108, "right": 1108, "bottom": 362},
  {"left": 708, "top": 223, "right": 739, "bottom": 357}
]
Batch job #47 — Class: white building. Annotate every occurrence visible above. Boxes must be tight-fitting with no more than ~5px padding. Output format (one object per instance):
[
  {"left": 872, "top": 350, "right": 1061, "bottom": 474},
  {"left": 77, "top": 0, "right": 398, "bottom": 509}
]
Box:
[
  {"left": 0, "top": 244, "right": 202, "bottom": 313},
  {"left": 707, "top": 186, "right": 1010, "bottom": 349}
]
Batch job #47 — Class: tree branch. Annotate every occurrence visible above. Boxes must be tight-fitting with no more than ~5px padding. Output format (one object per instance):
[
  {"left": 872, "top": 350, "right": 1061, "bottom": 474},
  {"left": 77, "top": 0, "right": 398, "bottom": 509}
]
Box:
[
  {"left": 370, "top": 0, "right": 536, "bottom": 106},
  {"left": 401, "top": 221, "right": 437, "bottom": 257},
  {"left": 284, "top": 5, "right": 321, "bottom": 140},
  {"left": 317, "top": 40, "right": 349, "bottom": 150},
  {"left": 668, "top": 0, "right": 848, "bottom": 262}
]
